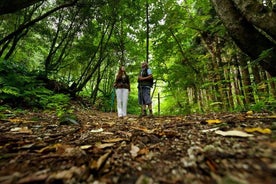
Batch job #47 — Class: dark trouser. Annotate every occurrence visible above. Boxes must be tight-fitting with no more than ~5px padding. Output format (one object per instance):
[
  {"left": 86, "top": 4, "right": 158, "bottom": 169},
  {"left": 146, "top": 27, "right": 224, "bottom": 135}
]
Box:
[
  {"left": 138, "top": 86, "right": 152, "bottom": 115},
  {"left": 138, "top": 86, "right": 151, "bottom": 105}
]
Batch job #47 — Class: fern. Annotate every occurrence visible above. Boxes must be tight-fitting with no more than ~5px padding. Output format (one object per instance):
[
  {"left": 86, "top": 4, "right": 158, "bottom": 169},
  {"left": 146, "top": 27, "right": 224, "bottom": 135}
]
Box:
[
  {"left": 0, "top": 59, "right": 71, "bottom": 110},
  {"left": 0, "top": 86, "right": 20, "bottom": 97}
]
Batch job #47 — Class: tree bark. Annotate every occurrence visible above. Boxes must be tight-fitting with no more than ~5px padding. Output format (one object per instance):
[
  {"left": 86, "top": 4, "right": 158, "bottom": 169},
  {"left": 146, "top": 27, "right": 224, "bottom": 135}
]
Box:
[
  {"left": 210, "top": 0, "right": 276, "bottom": 77},
  {"left": 232, "top": 0, "right": 276, "bottom": 40},
  {"left": 239, "top": 54, "right": 254, "bottom": 104}
]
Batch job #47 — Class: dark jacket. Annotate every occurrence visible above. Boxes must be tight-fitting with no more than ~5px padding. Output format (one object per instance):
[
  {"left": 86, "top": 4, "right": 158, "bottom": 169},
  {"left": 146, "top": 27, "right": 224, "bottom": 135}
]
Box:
[
  {"left": 114, "top": 75, "right": 130, "bottom": 91},
  {"left": 138, "top": 69, "right": 153, "bottom": 87}
]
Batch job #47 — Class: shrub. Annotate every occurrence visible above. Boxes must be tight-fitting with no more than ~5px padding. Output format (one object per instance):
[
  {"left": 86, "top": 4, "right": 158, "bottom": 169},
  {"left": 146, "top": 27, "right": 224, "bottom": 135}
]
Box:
[{"left": 0, "top": 59, "right": 70, "bottom": 112}]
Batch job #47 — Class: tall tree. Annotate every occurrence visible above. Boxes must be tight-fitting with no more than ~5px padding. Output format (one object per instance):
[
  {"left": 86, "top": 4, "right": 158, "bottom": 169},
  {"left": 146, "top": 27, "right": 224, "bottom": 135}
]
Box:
[{"left": 210, "top": 0, "right": 276, "bottom": 76}]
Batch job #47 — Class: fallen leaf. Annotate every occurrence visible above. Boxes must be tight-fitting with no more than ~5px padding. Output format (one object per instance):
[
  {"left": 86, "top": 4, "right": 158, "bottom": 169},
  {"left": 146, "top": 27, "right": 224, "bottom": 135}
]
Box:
[
  {"left": 21, "top": 143, "right": 35, "bottom": 149},
  {"left": 95, "top": 142, "right": 115, "bottom": 149},
  {"left": 80, "top": 145, "right": 92, "bottom": 150},
  {"left": 90, "top": 128, "right": 104, "bottom": 133},
  {"left": 202, "top": 127, "right": 219, "bottom": 133},
  {"left": 47, "top": 166, "right": 86, "bottom": 181},
  {"left": 215, "top": 130, "right": 253, "bottom": 137},
  {"left": 90, "top": 151, "right": 112, "bottom": 170},
  {"left": 102, "top": 138, "right": 126, "bottom": 143},
  {"left": 206, "top": 119, "right": 222, "bottom": 125},
  {"left": 118, "top": 130, "right": 132, "bottom": 137},
  {"left": 37, "top": 143, "right": 69, "bottom": 154},
  {"left": 10, "top": 127, "right": 33, "bottom": 134},
  {"left": 130, "top": 144, "right": 140, "bottom": 158},
  {"left": 246, "top": 111, "right": 253, "bottom": 116},
  {"left": 131, "top": 126, "right": 156, "bottom": 133},
  {"left": 138, "top": 147, "right": 149, "bottom": 156},
  {"left": 244, "top": 127, "right": 272, "bottom": 134}
]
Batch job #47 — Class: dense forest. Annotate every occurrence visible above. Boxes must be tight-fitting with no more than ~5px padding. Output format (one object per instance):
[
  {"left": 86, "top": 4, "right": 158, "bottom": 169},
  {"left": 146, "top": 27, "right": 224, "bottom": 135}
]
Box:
[
  {"left": 0, "top": 1, "right": 276, "bottom": 183},
  {"left": 1, "top": 0, "right": 276, "bottom": 116}
]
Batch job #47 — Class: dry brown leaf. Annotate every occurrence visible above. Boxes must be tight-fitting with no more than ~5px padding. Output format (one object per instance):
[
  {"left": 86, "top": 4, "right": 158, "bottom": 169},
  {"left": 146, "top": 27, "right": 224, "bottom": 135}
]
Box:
[
  {"left": 102, "top": 138, "right": 126, "bottom": 143},
  {"left": 8, "top": 118, "right": 35, "bottom": 123},
  {"left": 118, "top": 130, "right": 132, "bottom": 137},
  {"left": 95, "top": 142, "right": 115, "bottom": 149},
  {"left": 36, "top": 144, "right": 60, "bottom": 154},
  {"left": 37, "top": 143, "right": 73, "bottom": 155},
  {"left": 158, "top": 130, "right": 179, "bottom": 138},
  {"left": 10, "top": 127, "right": 33, "bottom": 134},
  {"left": 130, "top": 126, "right": 156, "bottom": 133},
  {"left": 47, "top": 166, "right": 86, "bottom": 181},
  {"left": 138, "top": 147, "right": 149, "bottom": 156},
  {"left": 90, "top": 151, "right": 112, "bottom": 170}
]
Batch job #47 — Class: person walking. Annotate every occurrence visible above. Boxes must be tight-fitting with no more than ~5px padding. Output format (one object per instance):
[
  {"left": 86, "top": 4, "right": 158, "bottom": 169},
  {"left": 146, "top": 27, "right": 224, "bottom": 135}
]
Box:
[
  {"left": 138, "top": 62, "right": 153, "bottom": 117},
  {"left": 114, "top": 66, "right": 130, "bottom": 118}
]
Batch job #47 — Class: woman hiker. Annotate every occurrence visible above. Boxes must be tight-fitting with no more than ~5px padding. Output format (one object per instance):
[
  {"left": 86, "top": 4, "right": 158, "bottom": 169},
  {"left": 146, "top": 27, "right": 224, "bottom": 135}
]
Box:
[{"left": 114, "top": 65, "right": 130, "bottom": 118}]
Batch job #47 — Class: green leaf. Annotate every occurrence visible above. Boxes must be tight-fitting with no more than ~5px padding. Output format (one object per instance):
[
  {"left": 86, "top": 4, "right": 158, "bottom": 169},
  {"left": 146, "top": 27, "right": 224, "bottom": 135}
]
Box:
[{"left": 1, "top": 86, "right": 20, "bottom": 96}]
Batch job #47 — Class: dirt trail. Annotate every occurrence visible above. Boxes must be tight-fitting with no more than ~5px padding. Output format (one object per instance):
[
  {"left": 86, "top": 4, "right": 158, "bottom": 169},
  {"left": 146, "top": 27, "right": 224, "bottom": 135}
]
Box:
[{"left": 0, "top": 108, "right": 275, "bottom": 184}]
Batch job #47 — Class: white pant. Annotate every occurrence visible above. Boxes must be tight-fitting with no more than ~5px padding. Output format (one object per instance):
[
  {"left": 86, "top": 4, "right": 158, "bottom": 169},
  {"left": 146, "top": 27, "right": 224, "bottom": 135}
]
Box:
[{"left": 116, "top": 88, "right": 129, "bottom": 117}]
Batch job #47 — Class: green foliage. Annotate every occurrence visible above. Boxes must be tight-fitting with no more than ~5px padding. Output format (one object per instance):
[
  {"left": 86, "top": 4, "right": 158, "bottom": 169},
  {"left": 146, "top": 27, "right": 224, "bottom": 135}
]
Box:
[
  {"left": 249, "top": 100, "right": 276, "bottom": 112},
  {"left": 1, "top": 0, "right": 275, "bottom": 116},
  {"left": 94, "top": 94, "right": 113, "bottom": 112},
  {"left": 45, "top": 94, "right": 71, "bottom": 117},
  {"left": 0, "top": 59, "right": 70, "bottom": 114},
  {"left": 127, "top": 91, "right": 141, "bottom": 115}
]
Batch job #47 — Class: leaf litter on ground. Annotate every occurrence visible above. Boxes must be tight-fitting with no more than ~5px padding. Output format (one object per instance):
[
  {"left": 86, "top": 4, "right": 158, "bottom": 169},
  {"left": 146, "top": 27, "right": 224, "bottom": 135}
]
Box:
[{"left": 0, "top": 106, "right": 275, "bottom": 184}]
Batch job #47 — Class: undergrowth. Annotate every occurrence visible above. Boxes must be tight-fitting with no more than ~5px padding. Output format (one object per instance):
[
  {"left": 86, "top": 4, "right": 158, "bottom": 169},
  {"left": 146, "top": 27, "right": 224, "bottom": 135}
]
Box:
[{"left": 0, "top": 59, "right": 70, "bottom": 117}]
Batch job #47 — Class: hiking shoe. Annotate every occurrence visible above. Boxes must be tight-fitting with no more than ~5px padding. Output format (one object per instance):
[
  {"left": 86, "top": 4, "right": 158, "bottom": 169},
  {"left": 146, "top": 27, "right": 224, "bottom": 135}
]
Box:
[
  {"left": 139, "top": 110, "right": 147, "bottom": 117},
  {"left": 148, "top": 114, "right": 153, "bottom": 117},
  {"left": 143, "top": 110, "right": 147, "bottom": 116}
]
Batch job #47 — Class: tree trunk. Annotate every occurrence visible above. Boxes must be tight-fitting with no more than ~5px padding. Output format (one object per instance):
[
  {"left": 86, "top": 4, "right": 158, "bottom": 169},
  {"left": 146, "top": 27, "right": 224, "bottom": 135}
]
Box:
[
  {"left": 224, "top": 65, "right": 234, "bottom": 110},
  {"left": 146, "top": 0, "right": 149, "bottom": 63},
  {"left": 4, "top": 29, "right": 29, "bottom": 60},
  {"left": 266, "top": 72, "right": 276, "bottom": 98},
  {"left": 200, "top": 32, "right": 226, "bottom": 109},
  {"left": 210, "top": 0, "right": 276, "bottom": 76},
  {"left": 239, "top": 54, "right": 254, "bottom": 104},
  {"left": 232, "top": 0, "right": 276, "bottom": 40}
]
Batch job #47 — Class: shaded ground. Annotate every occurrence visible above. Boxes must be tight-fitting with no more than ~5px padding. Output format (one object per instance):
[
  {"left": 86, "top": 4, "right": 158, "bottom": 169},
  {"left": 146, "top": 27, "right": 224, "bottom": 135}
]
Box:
[{"left": 0, "top": 104, "right": 275, "bottom": 184}]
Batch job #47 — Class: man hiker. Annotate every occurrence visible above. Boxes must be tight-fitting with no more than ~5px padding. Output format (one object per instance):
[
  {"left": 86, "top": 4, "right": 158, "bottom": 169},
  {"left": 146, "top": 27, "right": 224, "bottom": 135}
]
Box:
[{"left": 138, "top": 61, "right": 153, "bottom": 116}]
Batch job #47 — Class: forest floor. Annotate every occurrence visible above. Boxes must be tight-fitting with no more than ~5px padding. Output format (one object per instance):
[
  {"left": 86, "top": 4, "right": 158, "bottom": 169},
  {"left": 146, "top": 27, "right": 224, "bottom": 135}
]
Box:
[{"left": 0, "top": 102, "right": 275, "bottom": 184}]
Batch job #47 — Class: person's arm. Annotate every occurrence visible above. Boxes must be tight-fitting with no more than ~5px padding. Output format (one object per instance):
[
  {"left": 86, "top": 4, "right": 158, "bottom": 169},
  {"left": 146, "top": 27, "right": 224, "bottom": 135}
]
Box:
[
  {"left": 139, "top": 69, "right": 152, "bottom": 80},
  {"left": 140, "top": 74, "right": 152, "bottom": 80},
  {"left": 114, "top": 76, "right": 119, "bottom": 87}
]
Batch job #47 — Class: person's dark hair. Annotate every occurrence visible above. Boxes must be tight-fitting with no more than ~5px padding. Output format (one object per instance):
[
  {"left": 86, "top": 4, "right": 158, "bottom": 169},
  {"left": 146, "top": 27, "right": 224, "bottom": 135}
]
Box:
[
  {"left": 116, "top": 66, "right": 127, "bottom": 79},
  {"left": 142, "top": 62, "right": 148, "bottom": 69}
]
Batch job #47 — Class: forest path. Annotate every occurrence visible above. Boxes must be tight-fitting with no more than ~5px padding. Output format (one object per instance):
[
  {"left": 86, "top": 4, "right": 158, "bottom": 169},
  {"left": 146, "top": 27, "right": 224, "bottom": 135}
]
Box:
[{"left": 0, "top": 106, "right": 275, "bottom": 184}]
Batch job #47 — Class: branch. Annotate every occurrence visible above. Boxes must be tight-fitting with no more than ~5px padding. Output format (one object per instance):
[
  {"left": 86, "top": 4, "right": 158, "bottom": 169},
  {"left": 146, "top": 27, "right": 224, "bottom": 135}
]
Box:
[
  {"left": 0, "top": 0, "right": 78, "bottom": 46},
  {"left": 0, "top": 0, "right": 44, "bottom": 15}
]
